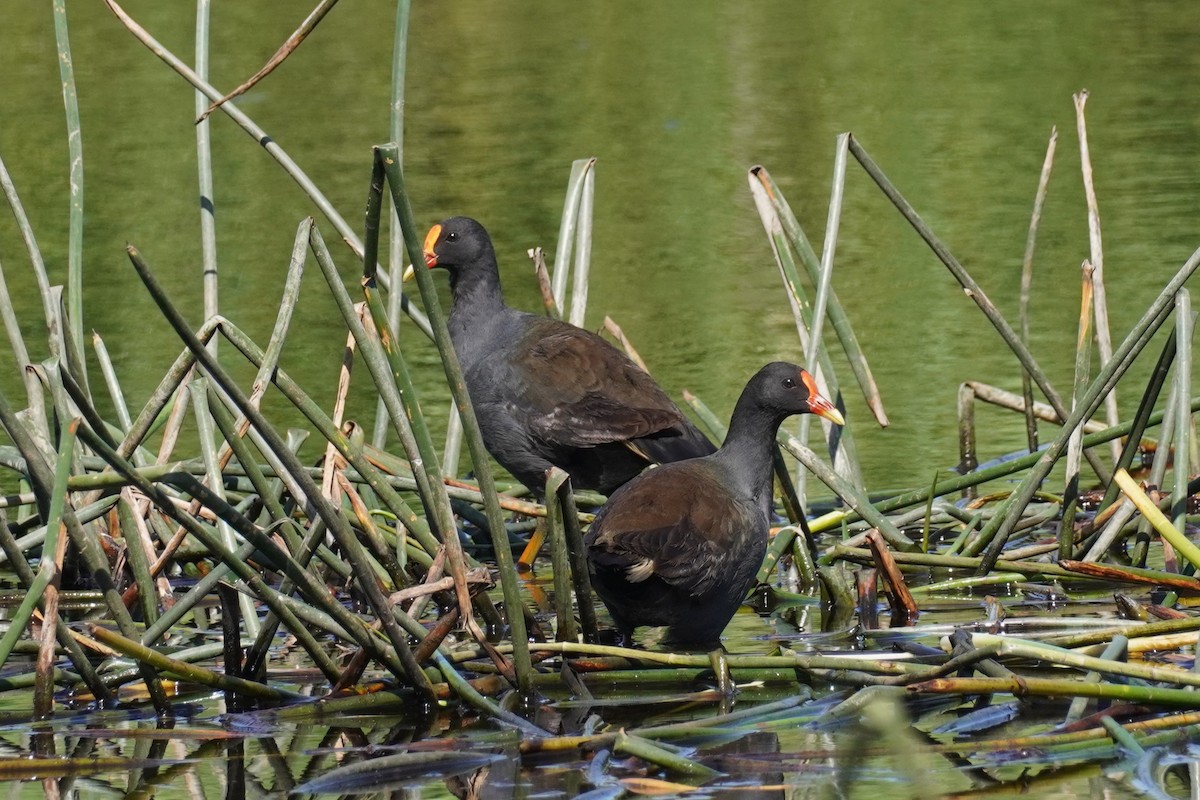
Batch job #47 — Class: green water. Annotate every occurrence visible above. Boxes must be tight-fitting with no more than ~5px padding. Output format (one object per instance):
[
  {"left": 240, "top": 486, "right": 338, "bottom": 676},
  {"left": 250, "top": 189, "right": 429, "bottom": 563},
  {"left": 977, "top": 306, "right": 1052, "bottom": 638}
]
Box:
[{"left": 3, "top": 2, "right": 1199, "bottom": 492}]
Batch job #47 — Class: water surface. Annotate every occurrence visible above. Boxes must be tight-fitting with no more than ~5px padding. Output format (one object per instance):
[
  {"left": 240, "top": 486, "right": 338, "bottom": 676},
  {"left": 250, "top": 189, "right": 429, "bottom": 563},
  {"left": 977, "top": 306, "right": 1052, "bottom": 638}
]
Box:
[{"left": 3, "top": 2, "right": 1199, "bottom": 492}]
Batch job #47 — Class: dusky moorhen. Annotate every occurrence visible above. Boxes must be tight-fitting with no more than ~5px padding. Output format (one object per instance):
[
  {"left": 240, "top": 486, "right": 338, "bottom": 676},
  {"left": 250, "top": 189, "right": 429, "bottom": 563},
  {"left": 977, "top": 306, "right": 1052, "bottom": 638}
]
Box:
[
  {"left": 584, "top": 361, "right": 844, "bottom": 645},
  {"left": 420, "top": 216, "right": 716, "bottom": 496}
]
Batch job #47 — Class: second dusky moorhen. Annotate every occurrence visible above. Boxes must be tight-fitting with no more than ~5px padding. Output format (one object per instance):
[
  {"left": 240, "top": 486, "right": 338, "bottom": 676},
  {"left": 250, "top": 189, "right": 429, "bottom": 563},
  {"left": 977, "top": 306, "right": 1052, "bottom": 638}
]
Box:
[
  {"left": 421, "top": 216, "right": 716, "bottom": 496},
  {"left": 584, "top": 362, "right": 844, "bottom": 645}
]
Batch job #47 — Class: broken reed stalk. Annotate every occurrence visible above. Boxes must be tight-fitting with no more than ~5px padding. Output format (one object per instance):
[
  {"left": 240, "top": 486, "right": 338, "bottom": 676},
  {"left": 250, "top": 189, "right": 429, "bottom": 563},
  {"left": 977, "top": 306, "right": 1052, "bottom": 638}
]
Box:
[
  {"left": 614, "top": 730, "right": 720, "bottom": 780},
  {"left": 1113, "top": 468, "right": 1200, "bottom": 570},
  {"left": 1019, "top": 126, "right": 1057, "bottom": 454},
  {"left": 100, "top": 0, "right": 431, "bottom": 335},
  {"left": 1059, "top": 261, "right": 1095, "bottom": 559},
  {"left": 52, "top": 0, "right": 85, "bottom": 378},
  {"left": 0, "top": 512, "right": 109, "bottom": 701},
  {"left": 87, "top": 624, "right": 295, "bottom": 702},
  {"left": 748, "top": 164, "right": 887, "bottom": 427},
  {"left": 124, "top": 246, "right": 433, "bottom": 696},
  {"left": 543, "top": 469, "right": 577, "bottom": 643},
  {"left": 116, "top": 493, "right": 159, "bottom": 627},
  {"left": 0, "top": 421, "right": 75, "bottom": 671},
  {"left": 194, "top": 0, "right": 218, "bottom": 339},
  {"left": 0, "top": 382, "right": 171, "bottom": 711},
  {"left": 1074, "top": 90, "right": 1120, "bottom": 463},
  {"left": 795, "top": 132, "right": 850, "bottom": 503},
  {"left": 317, "top": 217, "right": 452, "bottom": 554},
  {"left": 1170, "top": 290, "right": 1192, "bottom": 531},
  {"left": 91, "top": 441, "right": 344, "bottom": 682},
  {"left": 372, "top": 0, "right": 412, "bottom": 451},
  {"left": 213, "top": 319, "right": 442, "bottom": 557},
  {"left": 747, "top": 169, "right": 864, "bottom": 491},
  {"left": 190, "top": 380, "right": 261, "bottom": 638},
  {"left": 846, "top": 134, "right": 1111, "bottom": 487},
  {"left": 358, "top": 171, "right": 517, "bottom": 676},
  {"left": 970, "top": 258, "right": 1200, "bottom": 573},
  {"left": 551, "top": 157, "right": 598, "bottom": 321},
  {"left": 376, "top": 146, "right": 535, "bottom": 697},
  {"left": 545, "top": 467, "right": 598, "bottom": 641}
]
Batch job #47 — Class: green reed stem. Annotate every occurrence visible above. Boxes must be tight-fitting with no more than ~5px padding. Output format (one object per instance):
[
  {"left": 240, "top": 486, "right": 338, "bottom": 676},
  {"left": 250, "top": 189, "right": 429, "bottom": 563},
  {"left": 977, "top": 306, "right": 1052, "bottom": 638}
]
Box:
[
  {"left": 1090, "top": 325, "right": 1176, "bottom": 523},
  {"left": 433, "top": 652, "right": 545, "bottom": 736},
  {"left": 0, "top": 513, "right": 108, "bottom": 701},
  {"left": 1171, "top": 291, "right": 1192, "bottom": 531},
  {"left": 794, "top": 133, "right": 851, "bottom": 502},
  {"left": 847, "top": 135, "right": 1112, "bottom": 486},
  {"left": 1064, "top": 634, "right": 1127, "bottom": 725},
  {"left": 614, "top": 730, "right": 720, "bottom": 779},
  {"left": 830, "top": 544, "right": 1073, "bottom": 581},
  {"left": 77, "top": 424, "right": 344, "bottom": 681},
  {"left": 0, "top": 420, "right": 75, "bottom": 669},
  {"left": 0, "top": 395, "right": 164, "bottom": 710},
  {"left": 975, "top": 632, "right": 1200, "bottom": 689},
  {"left": 911, "top": 675, "right": 1200, "bottom": 709},
  {"left": 0, "top": 260, "right": 47, "bottom": 435},
  {"left": 748, "top": 176, "right": 864, "bottom": 489},
  {"left": 552, "top": 158, "right": 597, "bottom": 320},
  {"left": 1019, "top": 127, "right": 1057, "bottom": 455},
  {"left": 1060, "top": 262, "right": 1094, "bottom": 560},
  {"left": 52, "top": 0, "right": 84, "bottom": 374},
  {"left": 91, "top": 332, "right": 148, "bottom": 467},
  {"left": 190, "top": 379, "right": 260, "bottom": 638},
  {"left": 777, "top": 433, "right": 910, "bottom": 549},
  {"left": 973, "top": 282, "right": 1197, "bottom": 572},
  {"left": 372, "top": 0, "right": 412, "bottom": 449},
  {"left": 544, "top": 469, "right": 577, "bottom": 643},
  {"left": 553, "top": 469, "right": 596, "bottom": 641},
  {"left": 194, "top": 0, "right": 218, "bottom": 338},
  {"left": 316, "top": 219, "right": 449, "bottom": 543},
  {"left": 204, "top": 385, "right": 307, "bottom": 561},
  {"left": 0, "top": 153, "right": 60, "bottom": 365},
  {"left": 88, "top": 624, "right": 296, "bottom": 702},
  {"left": 1040, "top": 615, "right": 1200, "bottom": 649},
  {"left": 378, "top": 147, "right": 534, "bottom": 696},
  {"left": 215, "top": 318, "right": 441, "bottom": 556},
  {"left": 122, "top": 248, "right": 433, "bottom": 693},
  {"left": 749, "top": 164, "right": 885, "bottom": 427},
  {"left": 102, "top": 0, "right": 429, "bottom": 325},
  {"left": 116, "top": 494, "right": 158, "bottom": 627}
]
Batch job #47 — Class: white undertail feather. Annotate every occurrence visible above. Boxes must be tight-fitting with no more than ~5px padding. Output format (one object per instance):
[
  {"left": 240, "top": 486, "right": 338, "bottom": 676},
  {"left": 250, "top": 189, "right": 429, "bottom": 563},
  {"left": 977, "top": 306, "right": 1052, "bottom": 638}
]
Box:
[{"left": 626, "top": 558, "right": 656, "bottom": 583}]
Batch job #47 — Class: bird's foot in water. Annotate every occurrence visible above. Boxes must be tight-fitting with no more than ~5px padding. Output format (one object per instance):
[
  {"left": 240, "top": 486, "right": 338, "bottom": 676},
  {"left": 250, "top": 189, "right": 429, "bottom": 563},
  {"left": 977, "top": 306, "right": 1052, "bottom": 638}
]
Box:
[{"left": 594, "top": 627, "right": 639, "bottom": 650}]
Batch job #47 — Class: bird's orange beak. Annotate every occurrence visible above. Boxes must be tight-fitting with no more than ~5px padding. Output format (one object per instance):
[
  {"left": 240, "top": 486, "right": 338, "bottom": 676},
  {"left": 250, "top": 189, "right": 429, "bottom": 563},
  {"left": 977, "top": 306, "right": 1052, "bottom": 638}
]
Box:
[
  {"left": 423, "top": 224, "right": 442, "bottom": 268},
  {"left": 802, "top": 370, "right": 845, "bottom": 426}
]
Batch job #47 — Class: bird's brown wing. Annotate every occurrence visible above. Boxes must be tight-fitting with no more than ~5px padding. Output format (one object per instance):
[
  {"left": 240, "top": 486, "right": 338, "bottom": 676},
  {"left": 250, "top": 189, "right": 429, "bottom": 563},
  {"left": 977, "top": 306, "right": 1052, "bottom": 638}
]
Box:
[
  {"left": 512, "top": 321, "right": 690, "bottom": 448},
  {"left": 587, "top": 465, "right": 748, "bottom": 598}
]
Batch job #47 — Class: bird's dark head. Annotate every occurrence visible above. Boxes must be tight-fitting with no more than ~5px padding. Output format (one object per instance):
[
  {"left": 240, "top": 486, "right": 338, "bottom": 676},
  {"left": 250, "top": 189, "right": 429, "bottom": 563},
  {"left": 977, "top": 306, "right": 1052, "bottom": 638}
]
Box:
[
  {"left": 423, "top": 216, "right": 495, "bottom": 272},
  {"left": 748, "top": 362, "right": 845, "bottom": 425}
]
